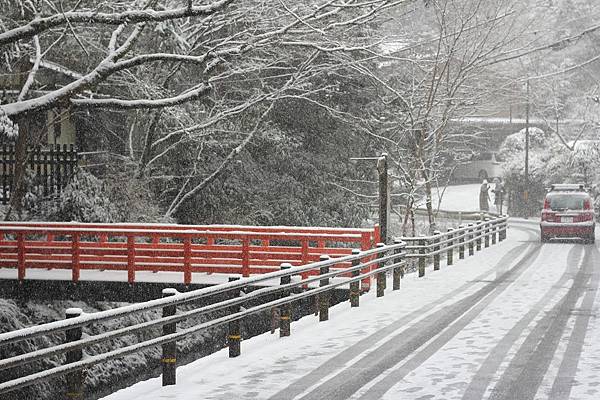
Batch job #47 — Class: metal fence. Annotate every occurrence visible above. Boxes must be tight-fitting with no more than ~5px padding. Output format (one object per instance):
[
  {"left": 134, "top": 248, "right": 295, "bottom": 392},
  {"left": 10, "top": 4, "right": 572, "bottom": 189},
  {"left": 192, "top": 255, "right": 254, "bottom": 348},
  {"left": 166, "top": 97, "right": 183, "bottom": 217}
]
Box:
[
  {"left": 0, "top": 215, "right": 508, "bottom": 398},
  {"left": 0, "top": 144, "right": 78, "bottom": 204}
]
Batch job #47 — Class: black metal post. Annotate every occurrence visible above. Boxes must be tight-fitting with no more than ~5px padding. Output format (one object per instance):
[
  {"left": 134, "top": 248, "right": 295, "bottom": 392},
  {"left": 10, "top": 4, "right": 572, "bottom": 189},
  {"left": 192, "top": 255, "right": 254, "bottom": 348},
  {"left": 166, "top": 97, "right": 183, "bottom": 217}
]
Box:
[
  {"left": 65, "top": 308, "right": 84, "bottom": 400},
  {"left": 459, "top": 225, "right": 465, "bottom": 259},
  {"left": 161, "top": 288, "right": 177, "bottom": 385},
  {"left": 484, "top": 218, "right": 490, "bottom": 248},
  {"left": 376, "top": 243, "right": 385, "bottom": 297},
  {"left": 447, "top": 228, "right": 454, "bottom": 266},
  {"left": 433, "top": 231, "right": 441, "bottom": 271},
  {"left": 393, "top": 239, "right": 403, "bottom": 290},
  {"left": 228, "top": 276, "right": 241, "bottom": 357},
  {"left": 319, "top": 255, "right": 330, "bottom": 322},
  {"left": 350, "top": 249, "right": 361, "bottom": 307},
  {"left": 280, "top": 263, "right": 292, "bottom": 337},
  {"left": 418, "top": 236, "right": 426, "bottom": 277},
  {"left": 468, "top": 223, "right": 475, "bottom": 256}
]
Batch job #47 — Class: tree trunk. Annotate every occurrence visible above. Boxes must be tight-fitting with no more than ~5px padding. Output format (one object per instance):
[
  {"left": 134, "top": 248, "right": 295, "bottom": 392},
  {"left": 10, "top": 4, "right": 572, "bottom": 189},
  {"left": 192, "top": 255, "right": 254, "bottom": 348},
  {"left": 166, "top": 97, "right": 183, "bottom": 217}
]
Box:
[{"left": 7, "top": 115, "right": 30, "bottom": 219}]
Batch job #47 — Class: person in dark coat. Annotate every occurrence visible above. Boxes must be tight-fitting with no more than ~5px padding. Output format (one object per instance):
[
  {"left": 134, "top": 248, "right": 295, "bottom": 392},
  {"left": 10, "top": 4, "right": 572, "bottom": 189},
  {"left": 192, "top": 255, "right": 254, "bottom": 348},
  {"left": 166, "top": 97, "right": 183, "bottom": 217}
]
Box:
[
  {"left": 479, "top": 179, "right": 490, "bottom": 211},
  {"left": 493, "top": 178, "right": 505, "bottom": 214}
]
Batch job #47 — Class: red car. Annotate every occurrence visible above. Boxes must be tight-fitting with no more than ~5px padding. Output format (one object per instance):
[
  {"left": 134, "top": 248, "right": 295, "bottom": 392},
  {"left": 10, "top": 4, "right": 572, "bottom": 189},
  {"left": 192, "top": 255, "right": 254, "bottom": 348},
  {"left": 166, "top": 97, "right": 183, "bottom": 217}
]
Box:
[{"left": 540, "top": 184, "right": 596, "bottom": 244}]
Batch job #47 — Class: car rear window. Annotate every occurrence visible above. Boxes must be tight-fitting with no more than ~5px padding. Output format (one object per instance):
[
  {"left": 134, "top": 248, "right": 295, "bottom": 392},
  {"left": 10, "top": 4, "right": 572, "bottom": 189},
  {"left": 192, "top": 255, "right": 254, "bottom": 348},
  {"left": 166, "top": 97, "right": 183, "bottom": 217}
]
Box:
[{"left": 546, "top": 193, "right": 589, "bottom": 210}]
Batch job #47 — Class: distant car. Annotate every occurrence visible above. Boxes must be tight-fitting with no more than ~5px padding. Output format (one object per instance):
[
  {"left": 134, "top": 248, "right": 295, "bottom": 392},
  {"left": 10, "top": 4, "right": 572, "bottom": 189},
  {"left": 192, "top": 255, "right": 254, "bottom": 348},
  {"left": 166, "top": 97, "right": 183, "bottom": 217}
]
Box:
[
  {"left": 453, "top": 152, "right": 504, "bottom": 181},
  {"left": 540, "top": 184, "right": 596, "bottom": 244}
]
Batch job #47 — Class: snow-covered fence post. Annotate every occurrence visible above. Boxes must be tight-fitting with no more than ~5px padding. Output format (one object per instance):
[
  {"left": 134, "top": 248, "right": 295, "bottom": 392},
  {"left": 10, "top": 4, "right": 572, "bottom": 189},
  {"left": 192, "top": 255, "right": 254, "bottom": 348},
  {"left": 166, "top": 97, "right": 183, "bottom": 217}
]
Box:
[
  {"left": 484, "top": 218, "right": 490, "bottom": 248},
  {"left": 491, "top": 218, "right": 497, "bottom": 245},
  {"left": 376, "top": 243, "right": 385, "bottom": 298},
  {"left": 447, "top": 228, "right": 454, "bottom": 266},
  {"left": 319, "top": 255, "right": 330, "bottom": 322},
  {"left": 228, "top": 276, "right": 242, "bottom": 357},
  {"left": 476, "top": 222, "right": 482, "bottom": 251},
  {"left": 279, "top": 263, "right": 292, "bottom": 337},
  {"left": 65, "top": 308, "right": 85, "bottom": 398},
  {"left": 500, "top": 217, "right": 507, "bottom": 241},
  {"left": 350, "top": 249, "right": 361, "bottom": 307},
  {"left": 458, "top": 225, "right": 465, "bottom": 260},
  {"left": 392, "top": 240, "right": 403, "bottom": 290},
  {"left": 433, "top": 231, "right": 441, "bottom": 271},
  {"left": 162, "top": 288, "right": 178, "bottom": 385},
  {"left": 418, "top": 236, "right": 426, "bottom": 277},
  {"left": 468, "top": 223, "right": 475, "bottom": 256}
]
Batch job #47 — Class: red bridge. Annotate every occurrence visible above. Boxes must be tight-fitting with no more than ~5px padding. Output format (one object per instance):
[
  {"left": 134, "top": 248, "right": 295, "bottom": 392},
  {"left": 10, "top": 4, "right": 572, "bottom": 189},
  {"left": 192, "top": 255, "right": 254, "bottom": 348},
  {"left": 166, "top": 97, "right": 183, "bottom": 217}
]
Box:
[{"left": 0, "top": 222, "right": 379, "bottom": 287}]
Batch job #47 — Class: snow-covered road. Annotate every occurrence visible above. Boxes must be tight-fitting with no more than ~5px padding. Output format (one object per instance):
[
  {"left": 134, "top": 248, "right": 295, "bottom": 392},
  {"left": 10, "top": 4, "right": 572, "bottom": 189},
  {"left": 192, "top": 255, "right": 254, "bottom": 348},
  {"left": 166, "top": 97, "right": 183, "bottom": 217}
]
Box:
[{"left": 103, "top": 220, "right": 600, "bottom": 400}]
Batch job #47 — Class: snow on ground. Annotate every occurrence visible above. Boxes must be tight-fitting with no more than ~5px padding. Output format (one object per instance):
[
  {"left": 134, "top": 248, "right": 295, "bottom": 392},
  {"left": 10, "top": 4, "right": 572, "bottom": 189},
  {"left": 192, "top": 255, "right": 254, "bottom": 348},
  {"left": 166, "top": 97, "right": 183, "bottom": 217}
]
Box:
[
  {"left": 102, "top": 222, "right": 536, "bottom": 400},
  {"left": 431, "top": 183, "right": 489, "bottom": 213}
]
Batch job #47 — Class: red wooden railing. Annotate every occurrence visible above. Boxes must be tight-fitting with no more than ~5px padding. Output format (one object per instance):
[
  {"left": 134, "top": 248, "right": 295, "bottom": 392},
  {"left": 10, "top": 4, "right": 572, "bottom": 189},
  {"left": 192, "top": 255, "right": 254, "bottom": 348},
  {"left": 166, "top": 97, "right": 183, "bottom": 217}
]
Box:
[{"left": 0, "top": 223, "right": 378, "bottom": 286}]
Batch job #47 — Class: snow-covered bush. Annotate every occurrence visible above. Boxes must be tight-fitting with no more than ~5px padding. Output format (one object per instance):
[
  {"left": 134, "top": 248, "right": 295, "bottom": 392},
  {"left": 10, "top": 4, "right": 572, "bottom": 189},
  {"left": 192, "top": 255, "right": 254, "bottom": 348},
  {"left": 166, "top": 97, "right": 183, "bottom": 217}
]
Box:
[{"left": 33, "top": 170, "right": 118, "bottom": 223}]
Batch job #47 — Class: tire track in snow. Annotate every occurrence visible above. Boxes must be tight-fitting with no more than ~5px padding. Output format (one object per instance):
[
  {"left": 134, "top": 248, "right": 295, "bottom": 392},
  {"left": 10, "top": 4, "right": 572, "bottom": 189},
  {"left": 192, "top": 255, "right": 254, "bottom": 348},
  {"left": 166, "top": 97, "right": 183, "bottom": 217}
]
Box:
[
  {"left": 272, "top": 226, "right": 541, "bottom": 400},
  {"left": 547, "top": 246, "right": 600, "bottom": 400},
  {"left": 460, "top": 245, "right": 583, "bottom": 400},
  {"left": 266, "top": 227, "right": 537, "bottom": 400},
  {"left": 487, "top": 245, "right": 598, "bottom": 400}
]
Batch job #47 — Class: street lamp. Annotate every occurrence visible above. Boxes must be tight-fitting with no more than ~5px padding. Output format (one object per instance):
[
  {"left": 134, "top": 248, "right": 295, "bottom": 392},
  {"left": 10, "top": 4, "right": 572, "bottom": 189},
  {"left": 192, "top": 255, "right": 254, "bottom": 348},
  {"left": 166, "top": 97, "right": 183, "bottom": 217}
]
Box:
[{"left": 350, "top": 153, "right": 390, "bottom": 244}]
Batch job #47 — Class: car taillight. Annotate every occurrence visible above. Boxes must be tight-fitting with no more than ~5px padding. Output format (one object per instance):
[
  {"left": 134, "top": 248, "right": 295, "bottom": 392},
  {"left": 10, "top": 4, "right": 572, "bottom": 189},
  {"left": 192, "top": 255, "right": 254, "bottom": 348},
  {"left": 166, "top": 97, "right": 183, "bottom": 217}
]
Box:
[
  {"left": 576, "top": 212, "right": 594, "bottom": 222},
  {"left": 584, "top": 199, "right": 591, "bottom": 210},
  {"left": 544, "top": 198, "right": 550, "bottom": 209},
  {"left": 542, "top": 212, "right": 554, "bottom": 222}
]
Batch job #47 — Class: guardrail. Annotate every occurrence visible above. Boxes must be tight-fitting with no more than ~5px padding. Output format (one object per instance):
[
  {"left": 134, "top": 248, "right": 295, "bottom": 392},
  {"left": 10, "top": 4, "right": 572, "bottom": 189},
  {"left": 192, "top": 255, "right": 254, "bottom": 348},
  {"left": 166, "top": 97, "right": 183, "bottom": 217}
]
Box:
[
  {"left": 400, "top": 215, "right": 508, "bottom": 277},
  {"left": 0, "top": 242, "right": 405, "bottom": 397},
  {"left": 0, "top": 215, "right": 508, "bottom": 399},
  {"left": 0, "top": 223, "right": 378, "bottom": 285}
]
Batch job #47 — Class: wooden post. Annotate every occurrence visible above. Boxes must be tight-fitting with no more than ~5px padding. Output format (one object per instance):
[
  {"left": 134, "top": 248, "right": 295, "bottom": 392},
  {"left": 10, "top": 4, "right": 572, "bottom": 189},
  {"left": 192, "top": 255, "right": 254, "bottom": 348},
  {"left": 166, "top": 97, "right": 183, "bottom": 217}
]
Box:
[
  {"left": 72, "top": 233, "right": 80, "bottom": 283},
  {"left": 418, "top": 236, "right": 426, "bottom": 277},
  {"left": 350, "top": 249, "right": 361, "bottom": 307},
  {"left": 241, "top": 238, "right": 250, "bottom": 277},
  {"left": 376, "top": 243, "right": 385, "bottom": 298},
  {"left": 183, "top": 236, "right": 192, "bottom": 285},
  {"left": 491, "top": 218, "right": 497, "bottom": 245},
  {"left": 17, "top": 232, "right": 25, "bottom": 281},
  {"left": 476, "top": 222, "right": 482, "bottom": 251},
  {"left": 447, "top": 228, "right": 454, "bottom": 266},
  {"left": 392, "top": 239, "right": 403, "bottom": 290},
  {"left": 433, "top": 231, "right": 441, "bottom": 271},
  {"left": 228, "top": 276, "right": 241, "bottom": 357},
  {"left": 468, "top": 223, "right": 475, "bottom": 256},
  {"left": 162, "top": 289, "right": 178, "bottom": 386},
  {"left": 458, "top": 225, "right": 465, "bottom": 260},
  {"left": 127, "top": 235, "right": 135, "bottom": 284},
  {"left": 319, "top": 255, "right": 330, "bottom": 322},
  {"left": 484, "top": 218, "right": 490, "bottom": 248},
  {"left": 279, "top": 263, "right": 292, "bottom": 337},
  {"left": 65, "top": 308, "right": 84, "bottom": 399}
]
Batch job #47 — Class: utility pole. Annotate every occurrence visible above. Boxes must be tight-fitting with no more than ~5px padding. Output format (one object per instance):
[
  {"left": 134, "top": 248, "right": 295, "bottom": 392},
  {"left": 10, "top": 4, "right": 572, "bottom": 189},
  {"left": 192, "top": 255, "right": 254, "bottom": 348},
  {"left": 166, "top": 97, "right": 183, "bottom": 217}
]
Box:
[
  {"left": 524, "top": 78, "right": 530, "bottom": 218},
  {"left": 377, "top": 153, "right": 390, "bottom": 244}
]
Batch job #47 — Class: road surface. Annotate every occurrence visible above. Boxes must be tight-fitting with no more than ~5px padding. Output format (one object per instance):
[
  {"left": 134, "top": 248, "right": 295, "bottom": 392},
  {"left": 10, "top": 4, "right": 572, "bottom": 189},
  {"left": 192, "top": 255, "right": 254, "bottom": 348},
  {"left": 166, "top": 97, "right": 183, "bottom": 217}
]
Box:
[{"left": 105, "top": 219, "right": 600, "bottom": 400}]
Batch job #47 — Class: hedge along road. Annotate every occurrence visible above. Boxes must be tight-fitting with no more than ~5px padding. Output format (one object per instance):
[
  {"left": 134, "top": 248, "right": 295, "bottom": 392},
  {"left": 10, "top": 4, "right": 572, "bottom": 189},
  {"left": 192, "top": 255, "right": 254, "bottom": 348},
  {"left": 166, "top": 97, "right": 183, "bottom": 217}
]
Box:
[{"left": 104, "top": 221, "right": 600, "bottom": 400}]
